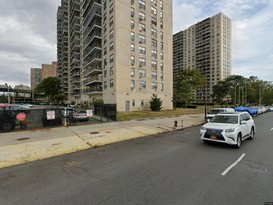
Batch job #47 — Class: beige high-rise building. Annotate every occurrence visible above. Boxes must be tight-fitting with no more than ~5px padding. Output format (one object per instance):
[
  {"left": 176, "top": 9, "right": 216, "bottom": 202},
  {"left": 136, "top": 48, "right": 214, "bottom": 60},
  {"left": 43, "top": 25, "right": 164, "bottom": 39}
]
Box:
[
  {"left": 173, "top": 12, "right": 232, "bottom": 102},
  {"left": 42, "top": 61, "right": 57, "bottom": 80},
  {"left": 58, "top": 0, "right": 173, "bottom": 111}
]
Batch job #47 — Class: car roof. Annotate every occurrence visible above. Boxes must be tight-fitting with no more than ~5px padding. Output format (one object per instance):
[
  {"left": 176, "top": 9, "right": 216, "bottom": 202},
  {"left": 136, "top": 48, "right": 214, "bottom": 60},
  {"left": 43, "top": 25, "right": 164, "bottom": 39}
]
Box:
[{"left": 216, "top": 112, "right": 247, "bottom": 116}]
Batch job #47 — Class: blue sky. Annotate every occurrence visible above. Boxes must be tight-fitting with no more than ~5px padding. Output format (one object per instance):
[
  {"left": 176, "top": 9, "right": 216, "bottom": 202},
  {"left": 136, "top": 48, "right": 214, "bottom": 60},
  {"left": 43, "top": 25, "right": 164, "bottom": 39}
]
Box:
[{"left": 0, "top": 0, "right": 272, "bottom": 87}]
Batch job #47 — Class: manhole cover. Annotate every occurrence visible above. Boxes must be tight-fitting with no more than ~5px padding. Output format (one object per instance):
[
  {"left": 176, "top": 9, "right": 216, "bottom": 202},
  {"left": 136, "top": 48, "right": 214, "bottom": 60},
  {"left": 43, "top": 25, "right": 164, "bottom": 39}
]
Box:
[
  {"left": 17, "top": 137, "right": 29, "bottom": 141},
  {"left": 90, "top": 131, "right": 99, "bottom": 134}
]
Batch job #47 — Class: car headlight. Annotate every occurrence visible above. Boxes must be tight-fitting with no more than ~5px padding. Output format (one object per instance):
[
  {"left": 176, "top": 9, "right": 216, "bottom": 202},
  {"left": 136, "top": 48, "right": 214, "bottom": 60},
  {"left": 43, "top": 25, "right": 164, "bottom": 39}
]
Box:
[{"left": 225, "top": 128, "right": 235, "bottom": 133}]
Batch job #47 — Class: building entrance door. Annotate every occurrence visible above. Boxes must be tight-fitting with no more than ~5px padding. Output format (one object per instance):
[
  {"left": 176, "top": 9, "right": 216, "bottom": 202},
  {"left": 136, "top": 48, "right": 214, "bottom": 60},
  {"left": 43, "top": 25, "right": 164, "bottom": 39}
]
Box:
[{"left": 125, "top": 101, "right": 130, "bottom": 112}]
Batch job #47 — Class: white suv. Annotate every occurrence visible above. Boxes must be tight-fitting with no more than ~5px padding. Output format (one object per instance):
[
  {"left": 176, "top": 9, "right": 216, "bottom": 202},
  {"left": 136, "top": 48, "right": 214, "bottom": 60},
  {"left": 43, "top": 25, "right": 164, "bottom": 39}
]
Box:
[{"left": 200, "top": 112, "right": 255, "bottom": 148}]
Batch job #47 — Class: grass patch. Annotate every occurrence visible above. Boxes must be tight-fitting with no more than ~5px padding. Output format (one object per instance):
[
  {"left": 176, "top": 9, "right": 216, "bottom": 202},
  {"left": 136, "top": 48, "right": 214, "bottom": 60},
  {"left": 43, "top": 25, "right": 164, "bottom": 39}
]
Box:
[{"left": 117, "top": 107, "right": 205, "bottom": 121}]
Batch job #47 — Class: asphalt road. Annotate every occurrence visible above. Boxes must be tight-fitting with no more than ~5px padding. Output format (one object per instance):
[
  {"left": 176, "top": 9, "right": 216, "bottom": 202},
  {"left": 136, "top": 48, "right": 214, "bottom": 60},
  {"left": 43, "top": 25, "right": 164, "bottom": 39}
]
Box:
[{"left": 0, "top": 112, "right": 273, "bottom": 205}]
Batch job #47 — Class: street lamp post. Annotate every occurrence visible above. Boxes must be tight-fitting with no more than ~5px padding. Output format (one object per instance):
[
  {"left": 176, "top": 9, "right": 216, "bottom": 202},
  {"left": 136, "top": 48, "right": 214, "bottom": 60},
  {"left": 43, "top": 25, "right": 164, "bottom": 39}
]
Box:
[{"left": 5, "top": 83, "right": 10, "bottom": 104}]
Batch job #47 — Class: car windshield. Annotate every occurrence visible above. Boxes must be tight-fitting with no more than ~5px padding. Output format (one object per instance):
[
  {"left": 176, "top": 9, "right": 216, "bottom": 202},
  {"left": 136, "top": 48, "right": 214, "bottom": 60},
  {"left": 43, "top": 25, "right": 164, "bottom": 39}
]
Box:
[
  {"left": 211, "top": 115, "right": 238, "bottom": 124},
  {"left": 208, "top": 109, "right": 223, "bottom": 114}
]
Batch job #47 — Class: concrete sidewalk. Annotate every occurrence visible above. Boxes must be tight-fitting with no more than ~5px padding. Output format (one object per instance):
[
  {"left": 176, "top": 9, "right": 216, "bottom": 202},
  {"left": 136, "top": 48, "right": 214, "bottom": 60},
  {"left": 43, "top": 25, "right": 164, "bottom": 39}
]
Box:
[{"left": 0, "top": 114, "right": 204, "bottom": 169}]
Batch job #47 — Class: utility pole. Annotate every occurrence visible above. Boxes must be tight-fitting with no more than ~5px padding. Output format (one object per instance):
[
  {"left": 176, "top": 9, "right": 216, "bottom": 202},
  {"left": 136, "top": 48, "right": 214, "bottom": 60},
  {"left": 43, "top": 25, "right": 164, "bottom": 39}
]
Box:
[
  {"left": 5, "top": 83, "right": 10, "bottom": 104},
  {"left": 259, "top": 84, "right": 262, "bottom": 106}
]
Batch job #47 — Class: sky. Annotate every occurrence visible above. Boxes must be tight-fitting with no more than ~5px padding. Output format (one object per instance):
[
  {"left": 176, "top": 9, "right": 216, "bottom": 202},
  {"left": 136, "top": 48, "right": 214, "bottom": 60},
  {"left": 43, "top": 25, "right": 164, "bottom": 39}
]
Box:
[{"left": 0, "top": 0, "right": 272, "bottom": 87}]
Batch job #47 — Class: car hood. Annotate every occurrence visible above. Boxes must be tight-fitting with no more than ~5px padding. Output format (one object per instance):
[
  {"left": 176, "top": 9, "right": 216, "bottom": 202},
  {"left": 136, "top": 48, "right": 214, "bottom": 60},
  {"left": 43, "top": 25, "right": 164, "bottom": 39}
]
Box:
[{"left": 203, "top": 123, "right": 237, "bottom": 130}]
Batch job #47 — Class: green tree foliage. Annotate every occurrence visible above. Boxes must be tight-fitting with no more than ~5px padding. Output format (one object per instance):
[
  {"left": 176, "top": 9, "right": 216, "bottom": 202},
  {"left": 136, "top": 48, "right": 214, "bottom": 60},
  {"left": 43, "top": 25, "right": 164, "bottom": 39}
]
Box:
[
  {"left": 35, "top": 77, "right": 61, "bottom": 103},
  {"left": 212, "top": 80, "right": 232, "bottom": 106},
  {"left": 212, "top": 75, "right": 273, "bottom": 106},
  {"left": 149, "top": 96, "right": 163, "bottom": 111},
  {"left": 173, "top": 69, "right": 207, "bottom": 107}
]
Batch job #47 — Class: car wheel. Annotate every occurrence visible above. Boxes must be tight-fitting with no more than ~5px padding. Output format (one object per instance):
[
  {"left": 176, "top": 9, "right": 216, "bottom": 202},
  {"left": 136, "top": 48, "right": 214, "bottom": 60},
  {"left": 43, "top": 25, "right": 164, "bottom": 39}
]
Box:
[
  {"left": 235, "top": 133, "right": 242, "bottom": 149},
  {"left": 249, "top": 127, "right": 255, "bottom": 140}
]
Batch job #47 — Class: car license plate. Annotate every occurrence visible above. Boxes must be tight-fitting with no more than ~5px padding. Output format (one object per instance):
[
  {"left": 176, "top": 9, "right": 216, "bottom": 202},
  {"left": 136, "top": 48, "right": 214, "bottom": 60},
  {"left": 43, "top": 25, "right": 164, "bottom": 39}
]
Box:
[{"left": 210, "top": 136, "right": 217, "bottom": 139}]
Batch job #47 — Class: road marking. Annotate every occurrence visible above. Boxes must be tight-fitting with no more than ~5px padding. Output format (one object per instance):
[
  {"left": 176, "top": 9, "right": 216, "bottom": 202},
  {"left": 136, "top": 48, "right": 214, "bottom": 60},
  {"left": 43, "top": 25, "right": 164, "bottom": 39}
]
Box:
[
  {"left": 221, "top": 153, "right": 246, "bottom": 176},
  {"left": 270, "top": 128, "right": 273, "bottom": 131}
]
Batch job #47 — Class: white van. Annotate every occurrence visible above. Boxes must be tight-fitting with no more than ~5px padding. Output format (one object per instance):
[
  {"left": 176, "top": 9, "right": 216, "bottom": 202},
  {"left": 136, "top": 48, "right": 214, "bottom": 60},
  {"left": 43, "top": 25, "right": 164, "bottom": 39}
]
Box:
[{"left": 206, "top": 108, "right": 235, "bottom": 121}]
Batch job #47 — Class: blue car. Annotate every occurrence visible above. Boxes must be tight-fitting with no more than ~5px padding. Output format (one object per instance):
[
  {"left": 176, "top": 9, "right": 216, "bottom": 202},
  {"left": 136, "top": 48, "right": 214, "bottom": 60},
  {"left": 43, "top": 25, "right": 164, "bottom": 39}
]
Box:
[{"left": 234, "top": 106, "right": 258, "bottom": 116}]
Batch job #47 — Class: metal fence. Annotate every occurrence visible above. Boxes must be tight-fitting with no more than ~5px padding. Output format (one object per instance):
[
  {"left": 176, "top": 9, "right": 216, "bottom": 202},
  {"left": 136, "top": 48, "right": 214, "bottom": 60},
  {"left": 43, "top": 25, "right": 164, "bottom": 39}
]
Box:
[
  {"left": 0, "top": 107, "right": 99, "bottom": 132},
  {"left": 93, "top": 104, "right": 117, "bottom": 122}
]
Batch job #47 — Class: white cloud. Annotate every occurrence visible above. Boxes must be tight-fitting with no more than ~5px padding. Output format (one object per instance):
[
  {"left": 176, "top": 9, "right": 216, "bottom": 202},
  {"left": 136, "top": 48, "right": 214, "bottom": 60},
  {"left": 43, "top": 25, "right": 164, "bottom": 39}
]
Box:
[{"left": 173, "top": 0, "right": 273, "bottom": 81}]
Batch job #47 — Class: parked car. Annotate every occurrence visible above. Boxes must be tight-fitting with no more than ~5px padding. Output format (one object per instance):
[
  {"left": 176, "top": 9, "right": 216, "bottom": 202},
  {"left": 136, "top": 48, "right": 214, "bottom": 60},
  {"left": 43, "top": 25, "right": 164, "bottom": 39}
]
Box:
[
  {"left": 74, "top": 110, "right": 89, "bottom": 121},
  {"left": 206, "top": 108, "right": 235, "bottom": 121},
  {"left": 200, "top": 112, "right": 255, "bottom": 148},
  {"left": 234, "top": 106, "right": 258, "bottom": 116}
]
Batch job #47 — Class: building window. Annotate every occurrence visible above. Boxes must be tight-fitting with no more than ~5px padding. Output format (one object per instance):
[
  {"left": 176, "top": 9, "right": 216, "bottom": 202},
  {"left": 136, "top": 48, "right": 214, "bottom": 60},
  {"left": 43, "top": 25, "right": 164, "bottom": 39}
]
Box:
[
  {"left": 110, "top": 55, "right": 114, "bottom": 63},
  {"left": 151, "top": 49, "right": 157, "bottom": 58},
  {"left": 139, "top": 69, "right": 146, "bottom": 78},
  {"left": 140, "top": 81, "right": 146, "bottom": 89},
  {"left": 110, "top": 42, "right": 114, "bottom": 51},
  {"left": 110, "top": 79, "right": 114, "bottom": 87},
  {"left": 151, "top": 82, "right": 157, "bottom": 90},
  {"left": 151, "top": 60, "right": 157, "bottom": 70},
  {"left": 139, "top": 12, "right": 146, "bottom": 21},
  {"left": 104, "top": 81, "right": 107, "bottom": 89},
  {"left": 131, "top": 0, "right": 134, "bottom": 5},
  {"left": 151, "top": 0, "right": 157, "bottom": 5},
  {"left": 131, "top": 80, "right": 135, "bottom": 90},
  {"left": 139, "top": 58, "right": 146, "bottom": 67},
  {"left": 131, "top": 31, "right": 135, "bottom": 41},
  {"left": 141, "top": 100, "right": 144, "bottom": 106},
  {"left": 131, "top": 67, "right": 135, "bottom": 77},
  {"left": 160, "top": 0, "right": 163, "bottom": 10},
  {"left": 151, "top": 7, "right": 157, "bottom": 15},
  {"left": 109, "top": 3, "right": 114, "bottom": 14},
  {"left": 139, "top": 34, "right": 146, "bottom": 44},
  {"left": 132, "top": 99, "right": 135, "bottom": 106},
  {"left": 151, "top": 17, "right": 157, "bottom": 27},
  {"left": 131, "top": 19, "right": 135, "bottom": 29},
  {"left": 139, "top": 23, "right": 146, "bottom": 32},
  {"left": 131, "top": 44, "right": 135, "bottom": 52},
  {"left": 139, "top": 46, "right": 146, "bottom": 54},
  {"left": 131, "top": 7, "right": 134, "bottom": 17},
  {"left": 131, "top": 55, "right": 135, "bottom": 65},
  {"left": 151, "top": 28, "right": 157, "bottom": 37},
  {"left": 152, "top": 39, "right": 157, "bottom": 48},
  {"left": 151, "top": 71, "right": 157, "bottom": 80},
  {"left": 139, "top": 0, "right": 145, "bottom": 10},
  {"left": 110, "top": 66, "right": 114, "bottom": 75},
  {"left": 110, "top": 29, "right": 114, "bottom": 38},
  {"left": 160, "top": 52, "right": 163, "bottom": 60},
  {"left": 160, "top": 72, "right": 163, "bottom": 81}
]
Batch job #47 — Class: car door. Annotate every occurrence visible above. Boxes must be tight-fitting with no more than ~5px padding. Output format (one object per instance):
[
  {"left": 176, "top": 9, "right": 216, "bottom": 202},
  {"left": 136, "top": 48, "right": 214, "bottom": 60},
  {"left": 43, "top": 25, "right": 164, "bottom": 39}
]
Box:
[
  {"left": 239, "top": 114, "right": 248, "bottom": 139},
  {"left": 244, "top": 113, "right": 253, "bottom": 135}
]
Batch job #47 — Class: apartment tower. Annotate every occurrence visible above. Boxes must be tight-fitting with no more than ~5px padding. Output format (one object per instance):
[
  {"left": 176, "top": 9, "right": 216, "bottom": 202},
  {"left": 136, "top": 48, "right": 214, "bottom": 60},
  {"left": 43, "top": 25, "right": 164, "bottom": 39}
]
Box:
[
  {"left": 30, "top": 68, "right": 42, "bottom": 91},
  {"left": 173, "top": 12, "right": 232, "bottom": 102},
  {"left": 58, "top": 0, "right": 173, "bottom": 111}
]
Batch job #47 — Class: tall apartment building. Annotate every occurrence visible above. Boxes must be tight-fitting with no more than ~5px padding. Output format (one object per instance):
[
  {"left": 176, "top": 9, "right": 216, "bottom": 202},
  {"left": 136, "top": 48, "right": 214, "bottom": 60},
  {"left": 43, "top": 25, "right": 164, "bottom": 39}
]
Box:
[
  {"left": 57, "top": 1, "right": 69, "bottom": 98},
  {"left": 57, "top": 0, "right": 173, "bottom": 111},
  {"left": 173, "top": 12, "right": 232, "bottom": 102},
  {"left": 30, "top": 68, "right": 42, "bottom": 91},
  {"left": 41, "top": 62, "right": 57, "bottom": 80}
]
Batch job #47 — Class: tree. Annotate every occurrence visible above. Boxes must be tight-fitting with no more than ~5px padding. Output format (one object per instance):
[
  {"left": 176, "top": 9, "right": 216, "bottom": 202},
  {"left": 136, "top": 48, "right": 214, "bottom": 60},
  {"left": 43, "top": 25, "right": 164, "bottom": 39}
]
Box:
[
  {"left": 35, "top": 77, "right": 61, "bottom": 103},
  {"left": 149, "top": 96, "right": 163, "bottom": 111},
  {"left": 173, "top": 69, "right": 207, "bottom": 108},
  {"left": 212, "top": 80, "right": 233, "bottom": 106}
]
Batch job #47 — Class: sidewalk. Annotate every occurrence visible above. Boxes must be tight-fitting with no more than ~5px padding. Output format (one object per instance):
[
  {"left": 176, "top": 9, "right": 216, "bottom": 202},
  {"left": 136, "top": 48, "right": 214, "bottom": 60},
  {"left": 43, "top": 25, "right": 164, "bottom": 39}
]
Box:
[{"left": 0, "top": 114, "right": 204, "bottom": 169}]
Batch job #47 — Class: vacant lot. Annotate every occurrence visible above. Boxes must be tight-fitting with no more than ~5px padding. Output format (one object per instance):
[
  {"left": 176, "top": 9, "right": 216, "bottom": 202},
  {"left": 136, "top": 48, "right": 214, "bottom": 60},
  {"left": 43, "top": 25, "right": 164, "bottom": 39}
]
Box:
[{"left": 117, "top": 107, "right": 205, "bottom": 121}]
